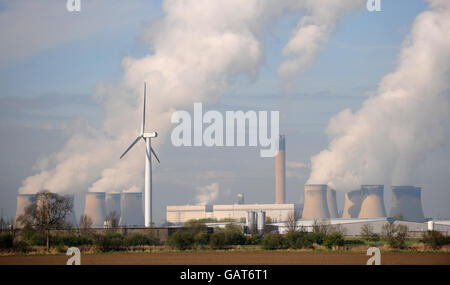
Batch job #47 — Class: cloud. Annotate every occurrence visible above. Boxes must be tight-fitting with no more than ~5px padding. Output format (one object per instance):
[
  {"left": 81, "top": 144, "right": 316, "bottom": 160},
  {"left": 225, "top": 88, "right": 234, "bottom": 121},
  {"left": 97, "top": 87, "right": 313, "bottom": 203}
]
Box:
[{"left": 195, "top": 182, "right": 219, "bottom": 205}]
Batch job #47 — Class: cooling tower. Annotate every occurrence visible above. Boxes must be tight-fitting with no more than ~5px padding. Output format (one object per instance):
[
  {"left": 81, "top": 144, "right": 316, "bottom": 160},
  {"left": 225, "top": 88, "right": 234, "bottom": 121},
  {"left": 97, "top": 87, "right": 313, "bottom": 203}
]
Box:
[
  {"left": 64, "top": 194, "right": 78, "bottom": 228},
  {"left": 257, "top": 211, "right": 266, "bottom": 233},
  {"left": 14, "top": 194, "right": 35, "bottom": 228},
  {"left": 105, "top": 193, "right": 121, "bottom": 217},
  {"left": 326, "top": 187, "right": 338, "bottom": 218},
  {"left": 358, "top": 185, "right": 386, "bottom": 218},
  {"left": 83, "top": 192, "right": 106, "bottom": 228},
  {"left": 237, "top": 193, "right": 245, "bottom": 205},
  {"left": 389, "top": 186, "right": 425, "bottom": 222},
  {"left": 275, "top": 135, "right": 286, "bottom": 204},
  {"left": 120, "top": 192, "right": 144, "bottom": 227},
  {"left": 301, "top": 184, "right": 330, "bottom": 219},
  {"left": 342, "top": 189, "right": 363, "bottom": 218}
]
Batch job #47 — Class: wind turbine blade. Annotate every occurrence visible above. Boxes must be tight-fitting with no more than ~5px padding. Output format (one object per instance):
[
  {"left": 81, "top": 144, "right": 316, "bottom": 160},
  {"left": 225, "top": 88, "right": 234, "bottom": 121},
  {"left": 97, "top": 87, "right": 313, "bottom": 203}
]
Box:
[
  {"left": 141, "top": 83, "right": 146, "bottom": 135},
  {"left": 120, "top": 136, "right": 142, "bottom": 159},
  {"left": 151, "top": 147, "right": 160, "bottom": 163}
]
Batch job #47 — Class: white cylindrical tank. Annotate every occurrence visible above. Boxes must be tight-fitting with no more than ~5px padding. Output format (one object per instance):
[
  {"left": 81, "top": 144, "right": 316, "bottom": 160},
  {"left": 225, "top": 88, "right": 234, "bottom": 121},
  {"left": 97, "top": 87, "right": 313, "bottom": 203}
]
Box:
[
  {"left": 120, "top": 192, "right": 144, "bottom": 227},
  {"left": 302, "top": 184, "right": 330, "bottom": 219},
  {"left": 246, "top": 211, "right": 256, "bottom": 232},
  {"left": 83, "top": 192, "right": 106, "bottom": 228},
  {"left": 342, "top": 189, "right": 362, "bottom": 218},
  {"left": 358, "top": 185, "right": 386, "bottom": 218},
  {"left": 427, "top": 221, "right": 434, "bottom": 231},
  {"left": 389, "top": 186, "right": 425, "bottom": 222},
  {"left": 14, "top": 194, "right": 35, "bottom": 228},
  {"left": 105, "top": 193, "right": 121, "bottom": 217},
  {"left": 257, "top": 211, "right": 266, "bottom": 233},
  {"left": 275, "top": 135, "right": 286, "bottom": 204},
  {"left": 326, "top": 187, "right": 338, "bottom": 218}
]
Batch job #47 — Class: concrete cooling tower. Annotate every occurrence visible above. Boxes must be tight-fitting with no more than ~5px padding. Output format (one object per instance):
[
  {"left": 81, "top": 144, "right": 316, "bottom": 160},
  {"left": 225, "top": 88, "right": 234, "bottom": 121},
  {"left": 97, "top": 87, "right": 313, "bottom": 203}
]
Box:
[
  {"left": 64, "top": 194, "right": 78, "bottom": 228},
  {"left": 342, "top": 190, "right": 363, "bottom": 218},
  {"left": 358, "top": 185, "right": 386, "bottom": 218},
  {"left": 302, "top": 184, "right": 330, "bottom": 219},
  {"left": 14, "top": 194, "right": 35, "bottom": 228},
  {"left": 83, "top": 192, "right": 106, "bottom": 228},
  {"left": 326, "top": 187, "right": 338, "bottom": 218},
  {"left": 105, "top": 193, "right": 121, "bottom": 217},
  {"left": 389, "top": 186, "right": 425, "bottom": 222},
  {"left": 275, "top": 135, "right": 286, "bottom": 204},
  {"left": 120, "top": 192, "right": 144, "bottom": 227}
]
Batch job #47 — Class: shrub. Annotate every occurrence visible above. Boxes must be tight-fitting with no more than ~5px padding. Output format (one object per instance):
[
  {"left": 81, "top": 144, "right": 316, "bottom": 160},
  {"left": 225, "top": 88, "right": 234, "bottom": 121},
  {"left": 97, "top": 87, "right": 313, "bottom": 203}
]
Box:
[
  {"left": 245, "top": 234, "right": 262, "bottom": 245},
  {"left": 167, "top": 230, "right": 195, "bottom": 250},
  {"left": 421, "top": 231, "right": 449, "bottom": 250},
  {"left": 210, "top": 231, "right": 227, "bottom": 249},
  {"left": 284, "top": 231, "right": 312, "bottom": 249},
  {"left": 262, "top": 233, "right": 284, "bottom": 250},
  {"left": 94, "top": 233, "right": 125, "bottom": 252},
  {"left": 184, "top": 220, "right": 208, "bottom": 234},
  {"left": 14, "top": 240, "right": 30, "bottom": 253},
  {"left": 323, "top": 232, "right": 344, "bottom": 249},
  {"left": 308, "top": 232, "right": 326, "bottom": 245},
  {"left": 0, "top": 233, "right": 14, "bottom": 250},
  {"left": 194, "top": 231, "right": 210, "bottom": 245},
  {"left": 223, "top": 224, "right": 246, "bottom": 245},
  {"left": 382, "top": 223, "right": 408, "bottom": 249},
  {"left": 56, "top": 243, "right": 67, "bottom": 253},
  {"left": 124, "top": 233, "right": 158, "bottom": 246}
]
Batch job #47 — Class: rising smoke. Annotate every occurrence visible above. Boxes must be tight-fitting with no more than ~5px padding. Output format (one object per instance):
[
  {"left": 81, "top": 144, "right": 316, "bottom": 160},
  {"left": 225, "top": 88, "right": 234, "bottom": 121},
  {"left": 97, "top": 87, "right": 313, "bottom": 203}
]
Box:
[
  {"left": 195, "top": 182, "right": 220, "bottom": 205},
  {"left": 19, "top": 0, "right": 364, "bottom": 195},
  {"left": 307, "top": 0, "right": 450, "bottom": 191}
]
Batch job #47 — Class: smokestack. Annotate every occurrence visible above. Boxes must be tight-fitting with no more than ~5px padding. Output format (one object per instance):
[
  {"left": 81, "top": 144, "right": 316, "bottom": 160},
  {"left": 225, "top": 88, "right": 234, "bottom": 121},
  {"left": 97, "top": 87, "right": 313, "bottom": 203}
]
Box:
[
  {"left": 15, "top": 194, "right": 35, "bottom": 228},
  {"left": 389, "top": 186, "right": 425, "bottom": 222},
  {"left": 105, "top": 193, "right": 121, "bottom": 217},
  {"left": 358, "top": 185, "right": 386, "bottom": 218},
  {"left": 120, "top": 192, "right": 144, "bottom": 227},
  {"left": 342, "top": 189, "right": 362, "bottom": 218},
  {"left": 326, "top": 187, "right": 338, "bottom": 218},
  {"left": 83, "top": 192, "right": 106, "bottom": 228},
  {"left": 302, "top": 184, "right": 330, "bottom": 219},
  {"left": 237, "top": 193, "right": 244, "bottom": 205},
  {"left": 275, "top": 135, "right": 286, "bottom": 204}
]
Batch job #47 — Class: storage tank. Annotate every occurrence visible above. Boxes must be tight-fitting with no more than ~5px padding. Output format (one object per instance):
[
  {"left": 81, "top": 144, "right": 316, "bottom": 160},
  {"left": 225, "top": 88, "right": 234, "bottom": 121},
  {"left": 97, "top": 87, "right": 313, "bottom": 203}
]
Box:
[
  {"left": 342, "top": 189, "right": 363, "bottom": 218},
  {"left": 326, "top": 187, "right": 338, "bottom": 218},
  {"left": 120, "top": 192, "right": 144, "bottom": 227},
  {"left": 257, "top": 211, "right": 266, "bottom": 233},
  {"left": 389, "top": 186, "right": 425, "bottom": 222},
  {"left": 83, "top": 192, "right": 106, "bottom": 228},
  {"left": 275, "top": 135, "right": 286, "bottom": 204},
  {"left": 246, "top": 211, "right": 256, "bottom": 233},
  {"left": 14, "top": 194, "right": 35, "bottom": 228},
  {"left": 302, "top": 184, "right": 330, "bottom": 219},
  {"left": 358, "top": 185, "right": 386, "bottom": 218},
  {"left": 237, "top": 193, "right": 245, "bottom": 205}
]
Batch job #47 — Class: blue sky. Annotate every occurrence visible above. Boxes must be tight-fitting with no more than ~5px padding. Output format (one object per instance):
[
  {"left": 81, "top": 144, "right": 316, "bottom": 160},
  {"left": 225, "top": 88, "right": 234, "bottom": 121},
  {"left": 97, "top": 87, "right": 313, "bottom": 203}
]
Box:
[{"left": 1, "top": 0, "right": 448, "bottom": 222}]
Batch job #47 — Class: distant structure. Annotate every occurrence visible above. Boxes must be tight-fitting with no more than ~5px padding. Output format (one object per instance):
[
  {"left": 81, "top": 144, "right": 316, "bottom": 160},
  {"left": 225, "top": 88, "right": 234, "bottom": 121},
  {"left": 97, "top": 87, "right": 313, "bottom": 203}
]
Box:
[
  {"left": 83, "top": 192, "right": 106, "bottom": 228},
  {"left": 358, "top": 185, "right": 386, "bottom": 218},
  {"left": 120, "top": 192, "right": 144, "bottom": 227},
  {"left": 390, "top": 186, "right": 425, "bottom": 222},
  {"left": 342, "top": 189, "right": 363, "bottom": 218},
  {"left": 302, "top": 184, "right": 330, "bottom": 219},
  {"left": 14, "top": 194, "right": 35, "bottom": 228},
  {"left": 105, "top": 193, "right": 121, "bottom": 218},
  {"left": 64, "top": 194, "right": 78, "bottom": 227},
  {"left": 237, "top": 193, "right": 245, "bottom": 205},
  {"left": 326, "top": 187, "right": 339, "bottom": 218},
  {"left": 257, "top": 211, "right": 266, "bottom": 233},
  {"left": 246, "top": 211, "right": 256, "bottom": 232},
  {"left": 275, "top": 135, "right": 286, "bottom": 204}
]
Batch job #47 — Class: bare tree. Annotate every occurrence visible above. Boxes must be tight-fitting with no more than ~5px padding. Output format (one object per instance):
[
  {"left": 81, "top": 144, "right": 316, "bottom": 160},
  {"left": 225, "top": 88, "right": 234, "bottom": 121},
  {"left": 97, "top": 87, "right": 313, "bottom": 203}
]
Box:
[
  {"left": 105, "top": 211, "right": 120, "bottom": 229},
  {"left": 360, "top": 223, "right": 374, "bottom": 240},
  {"left": 284, "top": 210, "right": 301, "bottom": 232},
  {"left": 17, "top": 191, "right": 73, "bottom": 250},
  {"left": 312, "top": 219, "right": 331, "bottom": 234},
  {"left": 79, "top": 214, "right": 93, "bottom": 235}
]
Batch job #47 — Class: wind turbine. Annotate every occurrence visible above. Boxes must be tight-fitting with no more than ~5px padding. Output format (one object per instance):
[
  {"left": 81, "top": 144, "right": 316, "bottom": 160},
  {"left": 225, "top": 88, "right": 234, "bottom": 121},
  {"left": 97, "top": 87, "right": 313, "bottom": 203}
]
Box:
[{"left": 120, "top": 83, "right": 160, "bottom": 227}]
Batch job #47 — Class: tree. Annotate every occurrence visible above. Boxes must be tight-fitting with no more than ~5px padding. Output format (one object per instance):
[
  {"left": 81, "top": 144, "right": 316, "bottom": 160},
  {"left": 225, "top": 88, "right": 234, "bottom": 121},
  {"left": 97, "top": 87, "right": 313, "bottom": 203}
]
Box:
[
  {"left": 17, "top": 191, "right": 73, "bottom": 250},
  {"left": 284, "top": 210, "right": 301, "bottom": 232},
  {"left": 79, "top": 214, "right": 93, "bottom": 235},
  {"left": 105, "top": 211, "right": 120, "bottom": 229},
  {"left": 382, "top": 222, "right": 408, "bottom": 249},
  {"left": 360, "top": 223, "right": 375, "bottom": 240}
]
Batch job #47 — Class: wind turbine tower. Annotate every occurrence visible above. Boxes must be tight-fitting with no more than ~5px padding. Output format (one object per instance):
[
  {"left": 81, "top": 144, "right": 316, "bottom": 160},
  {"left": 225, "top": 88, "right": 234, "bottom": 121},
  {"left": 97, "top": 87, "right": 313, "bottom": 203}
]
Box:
[{"left": 120, "top": 83, "right": 160, "bottom": 227}]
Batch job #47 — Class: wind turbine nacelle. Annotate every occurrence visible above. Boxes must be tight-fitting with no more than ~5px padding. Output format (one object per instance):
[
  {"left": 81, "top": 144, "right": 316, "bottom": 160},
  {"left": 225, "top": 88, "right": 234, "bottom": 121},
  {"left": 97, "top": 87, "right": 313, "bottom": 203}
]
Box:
[{"left": 143, "top": 132, "right": 158, "bottom": 138}]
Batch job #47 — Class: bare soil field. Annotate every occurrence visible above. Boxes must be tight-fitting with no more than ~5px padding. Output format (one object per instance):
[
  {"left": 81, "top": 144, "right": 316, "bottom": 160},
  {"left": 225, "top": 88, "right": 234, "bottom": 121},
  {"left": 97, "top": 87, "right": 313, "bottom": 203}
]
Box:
[{"left": 1, "top": 251, "right": 449, "bottom": 265}]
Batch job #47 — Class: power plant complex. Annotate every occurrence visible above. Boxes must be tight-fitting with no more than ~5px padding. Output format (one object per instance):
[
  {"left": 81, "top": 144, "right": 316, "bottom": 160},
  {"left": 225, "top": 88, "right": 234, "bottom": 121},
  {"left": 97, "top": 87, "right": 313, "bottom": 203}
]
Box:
[{"left": 13, "top": 134, "right": 444, "bottom": 234}]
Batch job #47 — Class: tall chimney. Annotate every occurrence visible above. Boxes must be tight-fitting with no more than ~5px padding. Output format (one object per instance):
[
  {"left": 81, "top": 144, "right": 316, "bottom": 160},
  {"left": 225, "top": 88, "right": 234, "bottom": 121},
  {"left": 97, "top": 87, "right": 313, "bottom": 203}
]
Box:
[
  {"left": 275, "top": 135, "right": 286, "bottom": 204},
  {"left": 342, "top": 189, "right": 362, "bottom": 218},
  {"left": 390, "top": 186, "right": 425, "bottom": 222},
  {"left": 237, "top": 193, "right": 244, "bottom": 205},
  {"left": 302, "top": 184, "right": 330, "bottom": 219},
  {"left": 326, "top": 187, "right": 338, "bottom": 218},
  {"left": 14, "top": 194, "right": 35, "bottom": 228},
  {"left": 105, "top": 193, "right": 121, "bottom": 217},
  {"left": 120, "top": 192, "right": 144, "bottom": 227},
  {"left": 358, "top": 185, "right": 386, "bottom": 218},
  {"left": 83, "top": 192, "right": 106, "bottom": 228}
]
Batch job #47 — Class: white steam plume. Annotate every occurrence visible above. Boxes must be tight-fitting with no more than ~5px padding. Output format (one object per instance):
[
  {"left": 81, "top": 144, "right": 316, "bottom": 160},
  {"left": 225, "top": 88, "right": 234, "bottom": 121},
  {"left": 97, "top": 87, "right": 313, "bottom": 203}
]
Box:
[
  {"left": 308, "top": 0, "right": 450, "bottom": 190},
  {"left": 195, "top": 182, "right": 219, "bottom": 205},
  {"left": 19, "top": 0, "right": 363, "bottom": 195}
]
